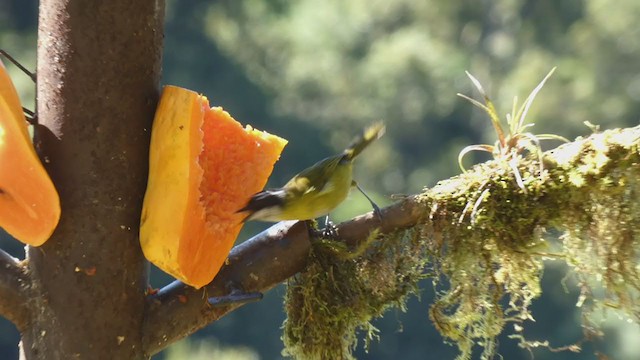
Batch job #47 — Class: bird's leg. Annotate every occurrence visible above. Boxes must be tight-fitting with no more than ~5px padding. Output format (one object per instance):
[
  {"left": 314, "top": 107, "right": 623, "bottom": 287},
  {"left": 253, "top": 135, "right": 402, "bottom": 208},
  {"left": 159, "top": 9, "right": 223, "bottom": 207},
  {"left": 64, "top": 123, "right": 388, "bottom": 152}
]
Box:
[
  {"left": 352, "top": 180, "right": 383, "bottom": 219},
  {"left": 207, "top": 281, "right": 263, "bottom": 307},
  {"left": 322, "top": 214, "right": 339, "bottom": 239},
  {"left": 323, "top": 214, "right": 330, "bottom": 228},
  {"left": 0, "top": 49, "right": 37, "bottom": 124}
]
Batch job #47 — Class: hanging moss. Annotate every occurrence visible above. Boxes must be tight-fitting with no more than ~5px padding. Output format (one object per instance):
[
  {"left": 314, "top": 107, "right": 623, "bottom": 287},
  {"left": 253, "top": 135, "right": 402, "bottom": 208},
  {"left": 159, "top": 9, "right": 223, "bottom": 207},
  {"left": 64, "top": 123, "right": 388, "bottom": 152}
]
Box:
[
  {"left": 282, "top": 228, "right": 428, "bottom": 360},
  {"left": 282, "top": 125, "right": 640, "bottom": 360}
]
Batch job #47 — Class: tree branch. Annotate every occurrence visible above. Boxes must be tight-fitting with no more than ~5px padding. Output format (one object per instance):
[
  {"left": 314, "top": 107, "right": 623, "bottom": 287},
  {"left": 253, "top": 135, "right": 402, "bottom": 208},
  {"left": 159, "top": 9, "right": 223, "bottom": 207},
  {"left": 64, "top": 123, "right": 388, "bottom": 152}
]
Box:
[
  {"left": 143, "top": 220, "right": 310, "bottom": 354},
  {"left": 142, "top": 193, "right": 423, "bottom": 355},
  {"left": 0, "top": 248, "right": 29, "bottom": 331},
  {"left": 339, "top": 194, "right": 425, "bottom": 246}
]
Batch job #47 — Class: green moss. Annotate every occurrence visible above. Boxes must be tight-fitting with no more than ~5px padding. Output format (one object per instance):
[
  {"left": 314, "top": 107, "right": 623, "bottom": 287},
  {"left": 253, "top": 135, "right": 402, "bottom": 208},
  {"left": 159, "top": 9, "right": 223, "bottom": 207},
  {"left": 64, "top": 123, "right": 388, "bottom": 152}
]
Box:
[
  {"left": 281, "top": 125, "right": 640, "bottom": 360},
  {"left": 282, "top": 229, "right": 427, "bottom": 360},
  {"left": 423, "top": 127, "right": 640, "bottom": 359}
]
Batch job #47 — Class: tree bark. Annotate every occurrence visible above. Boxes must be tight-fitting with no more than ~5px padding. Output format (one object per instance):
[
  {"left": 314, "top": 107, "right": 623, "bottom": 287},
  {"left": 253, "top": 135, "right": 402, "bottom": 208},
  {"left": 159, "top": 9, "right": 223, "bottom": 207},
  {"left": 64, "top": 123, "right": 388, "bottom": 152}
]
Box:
[{"left": 19, "top": 0, "right": 164, "bottom": 358}]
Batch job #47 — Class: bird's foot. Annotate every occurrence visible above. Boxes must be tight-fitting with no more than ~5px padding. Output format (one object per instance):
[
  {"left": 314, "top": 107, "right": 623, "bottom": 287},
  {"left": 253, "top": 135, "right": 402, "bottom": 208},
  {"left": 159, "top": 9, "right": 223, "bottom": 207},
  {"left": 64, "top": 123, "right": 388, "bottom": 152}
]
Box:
[
  {"left": 320, "top": 214, "right": 339, "bottom": 239},
  {"left": 322, "top": 221, "right": 339, "bottom": 239},
  {"left": 308, "top": 216, "right": 340, "bottom": 239}
]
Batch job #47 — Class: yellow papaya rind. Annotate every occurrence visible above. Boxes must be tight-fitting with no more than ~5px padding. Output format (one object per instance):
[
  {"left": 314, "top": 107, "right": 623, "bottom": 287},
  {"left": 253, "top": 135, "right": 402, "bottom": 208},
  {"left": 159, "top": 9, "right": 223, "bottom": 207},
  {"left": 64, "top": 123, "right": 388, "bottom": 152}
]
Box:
[
  {"left": 140, "top": 85, "right": 287, "bottom": 288},
  {"left": 140, "top": 86, "right": 204, "bottom": 284}
]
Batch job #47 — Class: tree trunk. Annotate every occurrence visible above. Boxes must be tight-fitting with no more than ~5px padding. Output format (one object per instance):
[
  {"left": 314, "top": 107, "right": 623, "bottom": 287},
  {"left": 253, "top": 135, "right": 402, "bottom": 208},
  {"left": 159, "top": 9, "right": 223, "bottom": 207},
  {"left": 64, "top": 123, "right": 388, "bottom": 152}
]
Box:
[{"left": 20, "top": 0, "right": 164, "bottom": 358}]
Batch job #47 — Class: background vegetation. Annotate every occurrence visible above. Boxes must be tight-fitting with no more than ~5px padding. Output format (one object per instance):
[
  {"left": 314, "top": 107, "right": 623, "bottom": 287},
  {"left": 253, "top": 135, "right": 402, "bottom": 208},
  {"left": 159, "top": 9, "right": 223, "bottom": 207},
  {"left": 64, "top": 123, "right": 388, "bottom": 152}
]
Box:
[{"left": 1, "top": 0, "right": 639, "bottom": 358}]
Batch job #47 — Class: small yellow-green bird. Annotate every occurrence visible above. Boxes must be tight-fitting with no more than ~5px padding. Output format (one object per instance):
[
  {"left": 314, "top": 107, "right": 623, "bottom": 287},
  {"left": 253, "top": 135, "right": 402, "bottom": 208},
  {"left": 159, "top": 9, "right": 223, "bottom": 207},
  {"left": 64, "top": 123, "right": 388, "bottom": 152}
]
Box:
[{"left": 238, "top": 122, "right": 385, "bottom": 222}]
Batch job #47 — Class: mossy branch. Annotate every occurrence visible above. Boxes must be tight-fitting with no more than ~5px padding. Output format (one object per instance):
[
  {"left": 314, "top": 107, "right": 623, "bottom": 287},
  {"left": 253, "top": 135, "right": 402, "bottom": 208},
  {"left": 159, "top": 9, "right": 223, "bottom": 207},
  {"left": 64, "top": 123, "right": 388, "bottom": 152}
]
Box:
[{"left": 283, "top": 125, "right": 640, "bottom": 360}]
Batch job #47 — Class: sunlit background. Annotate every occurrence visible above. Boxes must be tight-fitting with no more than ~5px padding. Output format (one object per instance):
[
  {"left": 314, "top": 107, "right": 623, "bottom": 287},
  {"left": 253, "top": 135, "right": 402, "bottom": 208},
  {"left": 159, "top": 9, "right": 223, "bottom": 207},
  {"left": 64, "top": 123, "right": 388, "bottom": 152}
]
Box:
[{"left": 1, "top": 0, "right": 640, "bottom": 359}]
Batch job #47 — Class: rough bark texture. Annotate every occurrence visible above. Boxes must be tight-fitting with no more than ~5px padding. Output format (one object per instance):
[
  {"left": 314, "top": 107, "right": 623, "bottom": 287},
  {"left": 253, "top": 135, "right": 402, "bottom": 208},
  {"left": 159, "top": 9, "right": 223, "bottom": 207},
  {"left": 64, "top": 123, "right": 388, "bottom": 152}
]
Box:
[{"left": 19, "top": 0, "right": 164, "bottom": 358}]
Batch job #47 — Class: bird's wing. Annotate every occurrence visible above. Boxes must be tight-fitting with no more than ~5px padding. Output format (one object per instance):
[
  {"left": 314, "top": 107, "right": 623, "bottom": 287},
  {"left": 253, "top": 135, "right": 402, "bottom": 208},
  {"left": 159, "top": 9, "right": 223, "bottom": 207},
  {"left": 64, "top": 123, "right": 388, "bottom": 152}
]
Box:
[{"left": 285, "top": 155, "right": 343, "bottom": 195}]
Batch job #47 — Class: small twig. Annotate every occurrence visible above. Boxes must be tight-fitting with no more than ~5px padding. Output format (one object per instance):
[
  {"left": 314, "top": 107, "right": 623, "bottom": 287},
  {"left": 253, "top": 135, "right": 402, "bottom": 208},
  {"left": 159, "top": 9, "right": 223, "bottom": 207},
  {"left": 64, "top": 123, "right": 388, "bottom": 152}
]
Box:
[
  {"left": 0, "top": 49, "right": 36, "bottom": 82},
  {"left": 0, "top": 249, "right": 30, "bottom": 330},
  {"left": 1, "top": 50, "right": 38, "bottom": 125}
]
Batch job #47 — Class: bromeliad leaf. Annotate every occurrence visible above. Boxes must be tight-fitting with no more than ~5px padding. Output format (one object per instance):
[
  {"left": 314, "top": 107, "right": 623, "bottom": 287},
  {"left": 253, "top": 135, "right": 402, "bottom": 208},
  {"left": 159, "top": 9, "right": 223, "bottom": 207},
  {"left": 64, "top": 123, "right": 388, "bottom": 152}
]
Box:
[{"left": 457, "top": 68, "right": 568, "bottom": 191}]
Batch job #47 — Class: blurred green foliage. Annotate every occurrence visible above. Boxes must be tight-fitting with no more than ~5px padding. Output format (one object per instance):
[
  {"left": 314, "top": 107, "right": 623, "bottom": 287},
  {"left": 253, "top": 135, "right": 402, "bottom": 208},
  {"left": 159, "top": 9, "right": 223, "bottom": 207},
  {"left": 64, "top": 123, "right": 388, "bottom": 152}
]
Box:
[
  {"left": 2, "top": 0, "right": 640, "bottom": 359},
  {"left": 165, "top": 337, "right": 259, "bottom": 360}
]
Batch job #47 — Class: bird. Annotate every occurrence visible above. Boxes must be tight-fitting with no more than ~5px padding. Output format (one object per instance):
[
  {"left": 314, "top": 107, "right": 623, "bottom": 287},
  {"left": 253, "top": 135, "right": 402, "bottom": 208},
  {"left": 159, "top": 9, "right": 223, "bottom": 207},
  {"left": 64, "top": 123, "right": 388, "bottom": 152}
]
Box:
[{"left": 237, "top": 122, "right": 385, "bottom": 222}]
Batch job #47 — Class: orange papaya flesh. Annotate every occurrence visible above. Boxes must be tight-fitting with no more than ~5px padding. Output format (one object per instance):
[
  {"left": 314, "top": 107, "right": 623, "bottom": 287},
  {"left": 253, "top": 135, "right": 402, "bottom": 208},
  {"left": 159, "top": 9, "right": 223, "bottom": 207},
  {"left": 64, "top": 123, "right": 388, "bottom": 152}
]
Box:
[
  {"left": 0, "top": 60, "right": 60, "bottom": 246},
  {"left": 140, "top": 85, "right": 287, "bottom": 288}
]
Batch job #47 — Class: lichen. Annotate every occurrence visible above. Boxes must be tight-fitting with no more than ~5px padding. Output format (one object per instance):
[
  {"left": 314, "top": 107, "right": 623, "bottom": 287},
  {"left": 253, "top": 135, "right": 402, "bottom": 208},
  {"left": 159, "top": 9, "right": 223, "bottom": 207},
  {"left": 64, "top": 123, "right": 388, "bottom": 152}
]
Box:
[{"left": 281, "top": 125, "right": 640, "bottom": 360}]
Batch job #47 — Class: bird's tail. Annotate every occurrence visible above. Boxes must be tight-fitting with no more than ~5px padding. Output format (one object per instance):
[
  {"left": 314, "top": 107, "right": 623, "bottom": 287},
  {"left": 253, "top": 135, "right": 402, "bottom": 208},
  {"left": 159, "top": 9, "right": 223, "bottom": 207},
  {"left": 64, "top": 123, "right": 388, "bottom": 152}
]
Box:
[{"left": 342, "top": 122, "right": 386, "bottom": 161}]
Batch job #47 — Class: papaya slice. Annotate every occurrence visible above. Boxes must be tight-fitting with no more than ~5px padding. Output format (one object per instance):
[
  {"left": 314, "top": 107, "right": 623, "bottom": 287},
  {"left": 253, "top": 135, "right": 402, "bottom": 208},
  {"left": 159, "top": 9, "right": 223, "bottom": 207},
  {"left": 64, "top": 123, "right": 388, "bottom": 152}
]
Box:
[
  {"left": 140, "top": 85, "right": 287, "bottom": 288},
  {"left": 0, "top": 59, "right": 60, "bottom": 246}
]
